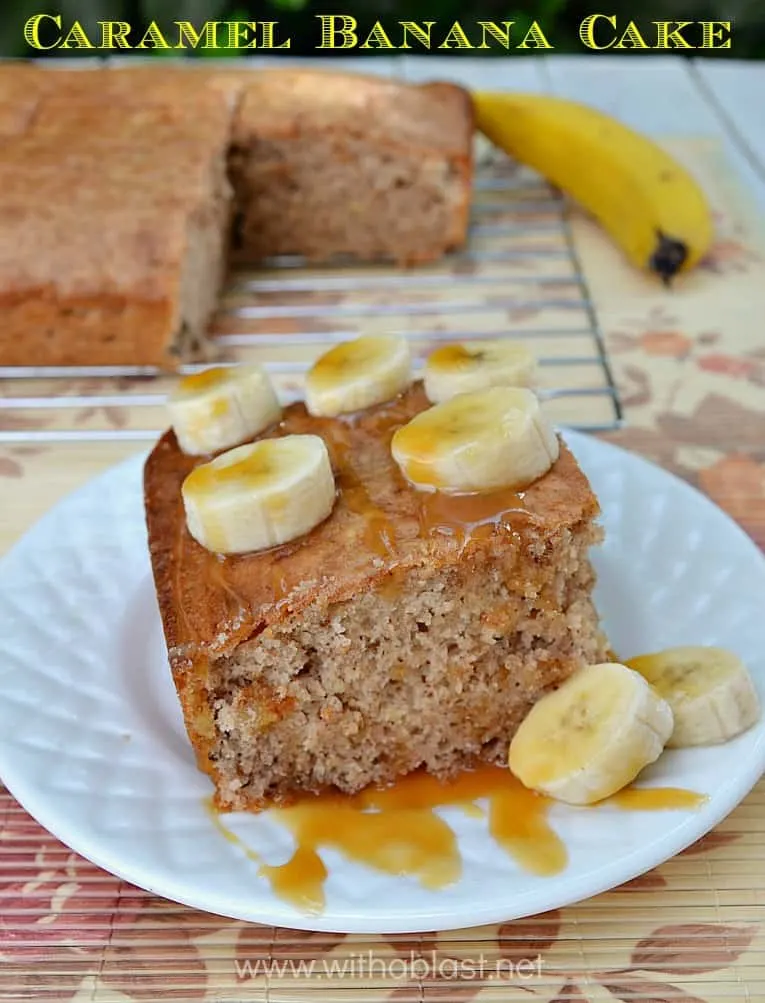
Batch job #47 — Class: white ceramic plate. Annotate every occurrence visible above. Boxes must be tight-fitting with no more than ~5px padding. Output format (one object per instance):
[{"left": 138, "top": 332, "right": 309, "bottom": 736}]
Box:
[{"left": 1, "top": 431, "right": 764, "bottom": 934}]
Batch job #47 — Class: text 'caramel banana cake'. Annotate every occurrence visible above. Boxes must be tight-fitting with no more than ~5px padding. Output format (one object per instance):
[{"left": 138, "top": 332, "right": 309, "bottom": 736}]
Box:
[{"left": 145, "top": 337, "right": 609, "bottom": 811}]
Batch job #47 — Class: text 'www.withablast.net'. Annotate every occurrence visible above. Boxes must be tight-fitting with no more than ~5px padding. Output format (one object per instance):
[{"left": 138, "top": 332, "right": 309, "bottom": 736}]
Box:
[{"left": 229, "top": 951, "right": 545, "bottom": 982}]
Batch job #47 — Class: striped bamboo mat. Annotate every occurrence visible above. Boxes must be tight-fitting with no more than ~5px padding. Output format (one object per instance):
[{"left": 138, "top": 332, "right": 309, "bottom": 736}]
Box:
[{"left": 1, "top": 139, "right": 765, "bottom": 1002}]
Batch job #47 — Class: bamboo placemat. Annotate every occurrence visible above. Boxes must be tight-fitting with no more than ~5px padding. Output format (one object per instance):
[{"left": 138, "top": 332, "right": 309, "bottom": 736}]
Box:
[{"left": 2, "top": 139, "right": 765, "bottom": 1002}]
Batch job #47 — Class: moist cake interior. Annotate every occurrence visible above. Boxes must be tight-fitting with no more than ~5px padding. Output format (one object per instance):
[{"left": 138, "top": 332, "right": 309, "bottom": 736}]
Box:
[{"left": 145, "top": 383, "right": 608, "bottom": 811}]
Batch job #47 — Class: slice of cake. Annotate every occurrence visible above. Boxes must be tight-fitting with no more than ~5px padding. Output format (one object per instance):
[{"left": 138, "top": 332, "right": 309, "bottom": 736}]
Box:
[
  {"left": 0, "top": 70, "right": 234, "bottom": 369},
  {"left": 227, "top": 69, "right": 473, "bottom": 265},
  {"left": 145, "top": 368, "right": 607, "bottom": 811}
]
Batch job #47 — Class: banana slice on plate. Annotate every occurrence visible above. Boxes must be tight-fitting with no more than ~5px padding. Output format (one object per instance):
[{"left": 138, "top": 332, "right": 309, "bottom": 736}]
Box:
[
  {"left": 305, "top": 335, "right": 411, "bottom": 417},
  {"left": 509, "top": 662, "right": 674, "bottom": 806},
  {"left": 391, "top": 386, "right": 558, "bottom": 494},
  {"left": 182, "top": 435, "right": 336, "bottom": 555},
  {"left": 424, "top": 340, "right": 537, "bottom": 404},
  {"left": 168, "top": 365, "right": 282, "bottom": 456},
  {"left": 627, "top": 646, "right": 760, "bottom": 748}
]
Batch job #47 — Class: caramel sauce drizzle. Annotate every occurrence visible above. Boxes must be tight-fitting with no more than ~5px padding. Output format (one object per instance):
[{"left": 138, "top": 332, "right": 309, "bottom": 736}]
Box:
[
  {"left": 430, "top": 344, "right": 473, "bottom": 367},
  {"left": 322, "top": 421, "right": 398, "bottom": 559},
  {"left": 205, "top": 766, "right": 704, "bottom": 914},
  {"left": 269, "top": 565, "right": 291, "bottom": 604},
  {"left": 178, "top": 396, "right": 537, "bottom": 640},
  {"left": 187, "top": 397, "right": 707, "bottom": 916},
  {"left": 185, "top": 442, "right": 276, "bottom": 496},
  {"left": 178, "top": 366, "right": 229, "bottom": 393},
  {"left": 417, "top": 486, "right": 528, "bottom": 546},
  {"left": 329, "top": 401, "right": 531, "bottom": 555},
  {"left": 176, "top": 367, "right": 234, "bottom": 421}
]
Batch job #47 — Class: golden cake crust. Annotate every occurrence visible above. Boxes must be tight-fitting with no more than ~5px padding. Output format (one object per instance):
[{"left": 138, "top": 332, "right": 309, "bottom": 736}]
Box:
[
  {"left": 0, "top": 69, "right": 235, "bottom": 368},
  {"left": 232, "top": 69, "right": 474, "bottom": 157},
  {"left": 145, "top": 383, "right": 600, "bottom": 783},
  {"left": 0, "top": 65, "right": 473, "bottom": 366},
  {"left": 146, "top": 384, "right": 599, "bottom": 661}
]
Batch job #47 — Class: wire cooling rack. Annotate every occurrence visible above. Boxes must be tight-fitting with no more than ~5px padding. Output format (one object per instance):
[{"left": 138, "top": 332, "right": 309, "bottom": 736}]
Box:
[{"left": 0, "top": 156, "right": 623, "bottom": 443}]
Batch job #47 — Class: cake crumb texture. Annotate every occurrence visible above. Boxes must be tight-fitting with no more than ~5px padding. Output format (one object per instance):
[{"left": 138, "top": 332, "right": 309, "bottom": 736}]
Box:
[
  {"left": 144, "top": 384, "right": 608, "bottom": 810},
  {"left": 229, "top": 71, "right": 473, "bottom": 265}
]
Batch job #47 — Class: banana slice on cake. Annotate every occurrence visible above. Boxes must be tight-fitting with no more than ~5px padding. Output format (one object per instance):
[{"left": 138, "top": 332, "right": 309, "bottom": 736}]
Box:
[
  {"left": 182, "top": 435, "right": 335, "bottom": 555},
  {"left": 305, "top": 335, "right": 411, "bottom": 417},
  {"left": 391, "top": 387, "right": 558, "bottom": 493},
  {"left": 627, "top": 646, "right": 760, "bottom": 748},
  {"left": 424, "top": 340, "right": 537, "bottom": 404},
  {"left": 509, "top": 662, "right": 674, "bottom": 805},
  {"left": 168, "top": 365, "right": 282, "bottom": 456}
]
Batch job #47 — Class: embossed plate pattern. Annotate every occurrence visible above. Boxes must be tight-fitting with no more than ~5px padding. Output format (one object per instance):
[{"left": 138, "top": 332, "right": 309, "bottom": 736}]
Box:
[{"left": 0, "top": 431, "right": 764, "bottom": 934}]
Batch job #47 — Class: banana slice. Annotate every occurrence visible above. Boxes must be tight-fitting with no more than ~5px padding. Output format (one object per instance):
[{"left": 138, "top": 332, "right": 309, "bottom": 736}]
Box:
[
  {"left": 626, "top": 646, "right": 760, "bottom": 748},
  {"left": 508, "top": 662, "right": 674, "bottom": 806},
  {"left": 424, "top": 340, "right": 537, "bottom": 404},
  {"left": 391, "top": 387, "right": 558, "bottom": 494},
  {"left": 182, "top": 435, "right": 335, "bottom": 555},
  {"left": 168, "top": 365, "right": 282, "bottom": 456},
  {"left": 305, "top": 335, "right": 411, "bottom": 417}
]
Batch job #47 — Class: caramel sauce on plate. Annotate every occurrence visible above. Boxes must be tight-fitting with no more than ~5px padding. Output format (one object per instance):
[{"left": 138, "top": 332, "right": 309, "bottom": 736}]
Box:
[
  {"left": 609, "top": 787, "right": 707, "bottom": 811},
  {"left": 204, "top": 766, "right": 704, "bottom": 914}
]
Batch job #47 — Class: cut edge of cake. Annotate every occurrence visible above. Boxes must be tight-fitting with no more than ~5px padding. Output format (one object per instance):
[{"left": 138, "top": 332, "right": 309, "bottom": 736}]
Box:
[
  {"left": 144, "top": 384, "right": 608, "bottom": 811},
  {"left": 0, "top": 67, "right": 474, "bottom": 369}
]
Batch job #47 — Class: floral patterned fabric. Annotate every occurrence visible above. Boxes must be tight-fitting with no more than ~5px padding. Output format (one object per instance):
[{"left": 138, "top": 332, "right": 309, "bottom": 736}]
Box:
[{"left": 1, "top": 139, "right": 765, "bottom": 1001}]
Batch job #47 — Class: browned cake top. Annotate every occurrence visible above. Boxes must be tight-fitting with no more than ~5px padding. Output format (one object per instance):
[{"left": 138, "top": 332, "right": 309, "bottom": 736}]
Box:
[
  {"left": 145, "top": 384, "right": 599, "bottom": 665},
  {"left": 0, "top": 65, "right": 470, "bottom": 302},
  {"left": 232, "top": 69, "right": 473, "bottom": 156},
  {"left": 0, "top": 69, "right": 233, "bottom": 300},
  {"left": 0, "top": 64, "right": 59, "bottom": 137},
  {"left": 0, "top": 65, "right": 235, "bottom": 147}
]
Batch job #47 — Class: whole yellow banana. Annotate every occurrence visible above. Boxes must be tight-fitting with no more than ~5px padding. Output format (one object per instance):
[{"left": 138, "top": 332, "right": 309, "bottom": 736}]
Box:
[{"left": 473, "top": 92, "right": 714, "bottom": 282}]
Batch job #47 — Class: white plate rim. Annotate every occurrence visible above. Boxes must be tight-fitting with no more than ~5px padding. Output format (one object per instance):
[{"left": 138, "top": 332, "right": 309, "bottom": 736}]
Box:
[{"left": 1, "top": 429, "right": 764, "bottom": 934}]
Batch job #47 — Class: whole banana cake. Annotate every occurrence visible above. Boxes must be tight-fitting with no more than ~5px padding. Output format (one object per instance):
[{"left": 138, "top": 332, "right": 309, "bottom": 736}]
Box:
[
  {"left": 0, "top": 65, "right": 472, "bottom": 368},
  {"left": 145, "top": 340, "right": 608, "bottom": 811}
]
